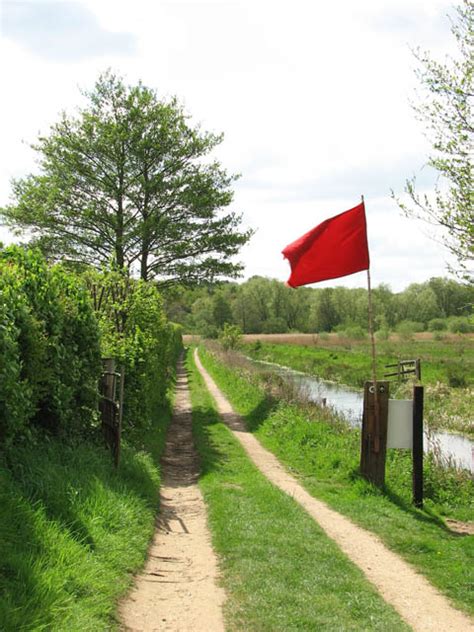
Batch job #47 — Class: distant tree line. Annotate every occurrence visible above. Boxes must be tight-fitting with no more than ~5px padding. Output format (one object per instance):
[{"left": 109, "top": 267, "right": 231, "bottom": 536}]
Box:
[{"left": 164, "top": 276, "right": 474, "bottom": 337}]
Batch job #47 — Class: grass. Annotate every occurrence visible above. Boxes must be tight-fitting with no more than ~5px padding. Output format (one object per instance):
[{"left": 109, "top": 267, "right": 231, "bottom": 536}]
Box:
[
  {"left": 187, "top": 350, "right": 409, "bottom": 631},
  {"left": 243, "top": 338, "right": 474, "bottom": 436},
  {"left": 197, "top": 344, "right": 474, "bottom": 616},
  {"left": 243, "top": 337, "right": 474, "bottom": 387},
  {"left": 0, "top": 402, "right": 172, "bottom": 631}
]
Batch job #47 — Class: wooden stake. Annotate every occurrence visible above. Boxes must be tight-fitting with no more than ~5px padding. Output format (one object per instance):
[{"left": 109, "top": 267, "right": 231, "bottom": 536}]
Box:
[{"left": 412, "top": 385, "right": 424, "bottom": 508}]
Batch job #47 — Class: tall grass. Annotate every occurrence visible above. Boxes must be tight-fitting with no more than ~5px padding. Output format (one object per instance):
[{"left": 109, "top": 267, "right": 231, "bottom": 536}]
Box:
[{"left": 0, "top": 403, "right": 171, "bottom": 631}]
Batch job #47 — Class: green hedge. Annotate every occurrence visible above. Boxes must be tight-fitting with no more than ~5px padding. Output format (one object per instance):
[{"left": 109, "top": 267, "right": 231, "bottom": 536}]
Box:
[
  {"left": 0, "top": 248, "right": 182, "bottom": 445},
  {"left": 0, "top": 247, "right": 102, "bottom": 444},
  {"left": 85, "top": 271, "right": 183, "bottom": 430}
]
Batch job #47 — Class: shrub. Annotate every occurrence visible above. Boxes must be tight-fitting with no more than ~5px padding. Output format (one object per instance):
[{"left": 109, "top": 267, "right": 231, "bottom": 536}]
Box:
[
  {"left": 343, "top": 325, "right": 367, "bottom": 340},
  {"left": 445, "top": 363, "right": 469, "bottom": 387},
  {"left": 448, "top": 317, "right": 474, "bottom": 334},
  {"left": 375, "top": 327, "right": 390, "bottom": 341},
  {"left": 0, "top": 246, "right": 102, "bottom": 442},
  {"left": 218, "top": 323, "right": 243, "bottom": 351},
  {"left": 428, "top": 318, "right": 447, "bottom": 331},
  {"left": 85, "top": 271, "right": 182, "bottom": 430},
  {"left": 396, "top": 320, "right": 424, "bottom": 340}
]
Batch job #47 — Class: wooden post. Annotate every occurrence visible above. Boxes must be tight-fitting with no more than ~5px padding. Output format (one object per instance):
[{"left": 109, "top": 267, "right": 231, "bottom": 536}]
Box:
[
  {"left": 360, "top": 381, "right": 389, "bottom": 487},
  {"left": 412, "top": 385, "right": 424, "bottom": 508},
  {"left": 415, "top": 358, "right": 422, "bottom": 381},
  {"left": 101, "top": 358, "right": 116, "bottom": 400},
  {"left": 115, "top": 366, "right": 125, "bottom": 468}
]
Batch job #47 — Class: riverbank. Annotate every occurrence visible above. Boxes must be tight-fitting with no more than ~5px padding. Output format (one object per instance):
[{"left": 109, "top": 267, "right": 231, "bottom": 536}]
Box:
[{"left": 242, "top": 337, "right": 474, "bottom": 437}]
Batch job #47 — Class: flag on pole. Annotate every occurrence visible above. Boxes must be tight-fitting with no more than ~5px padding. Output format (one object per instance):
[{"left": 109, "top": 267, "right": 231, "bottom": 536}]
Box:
[{"left": 282, "top": 201, "right": 370, "bottom": 288}]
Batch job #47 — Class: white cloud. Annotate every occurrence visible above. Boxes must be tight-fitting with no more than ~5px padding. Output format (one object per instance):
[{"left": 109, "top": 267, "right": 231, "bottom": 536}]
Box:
[{"left": 0, "top": 0, "right": 461, "bottom": 290}]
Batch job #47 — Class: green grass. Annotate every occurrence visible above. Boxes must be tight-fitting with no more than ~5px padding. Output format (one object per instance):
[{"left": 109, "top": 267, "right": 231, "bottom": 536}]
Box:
[
  {"left": 198, "top": 345, "right": 474, "bottom": 617},
  {"left": 243, "top": 337, "right": 474, "bottom": 388},
  {"left": 0, "top": 404, "right": 172, "bottom": 631},
  {"left": 187, "top": 351, "right": 409, "bottom": 631},
  {"left": 243, "top": 339, "right": 474, "bottom": 436}
]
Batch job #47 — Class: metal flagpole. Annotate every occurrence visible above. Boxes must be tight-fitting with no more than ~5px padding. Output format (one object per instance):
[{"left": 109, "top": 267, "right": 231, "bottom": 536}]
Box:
[{"left": 363, "top": 195, "right": 380, "bottom": 452}]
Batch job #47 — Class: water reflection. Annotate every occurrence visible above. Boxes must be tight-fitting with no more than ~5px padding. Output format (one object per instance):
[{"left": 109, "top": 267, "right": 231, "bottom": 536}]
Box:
[{"left": 253, "top": 358, "right": 474, "bottom": 473}]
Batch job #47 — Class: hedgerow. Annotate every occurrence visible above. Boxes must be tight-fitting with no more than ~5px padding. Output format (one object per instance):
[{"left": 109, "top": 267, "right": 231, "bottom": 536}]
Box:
[
  {"left": 0, "top": 246, "right": 102, "bottom": 443},
  {"left": 85, "top": 270, "right": 182, "bottom": 430},
  {"left": 0, "top": 247, "right": 182, "bottom": 445}
]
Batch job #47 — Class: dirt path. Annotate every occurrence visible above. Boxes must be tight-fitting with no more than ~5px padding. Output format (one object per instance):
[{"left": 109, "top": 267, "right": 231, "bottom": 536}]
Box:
[
  {"left": 194, "top": 349, "right": 474, "bottom": 632},
  {"left": 119, "top": 358, "right": 225, "bottom": 632}
]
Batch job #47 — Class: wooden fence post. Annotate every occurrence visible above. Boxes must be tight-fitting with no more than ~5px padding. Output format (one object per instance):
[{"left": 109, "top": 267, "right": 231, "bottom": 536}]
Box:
[
  {"left": 412, "top": 385, "right": 424, "bottom": 508},
  {"left": 360, "top": 381, "right": 389, "bottom": 487},
  {"left": 99, "top": 358, "right": 122, "bottom": 468}
]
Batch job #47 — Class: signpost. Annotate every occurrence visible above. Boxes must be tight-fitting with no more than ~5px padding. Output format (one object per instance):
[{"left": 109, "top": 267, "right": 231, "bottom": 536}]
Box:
[{"left": 361, "top": 381, "right": 424, "bottom": 507}]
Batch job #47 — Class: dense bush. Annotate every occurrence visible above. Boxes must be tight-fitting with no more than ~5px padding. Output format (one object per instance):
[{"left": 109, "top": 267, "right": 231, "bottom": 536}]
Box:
[
  {"left": 428, "top": 318, "right": 448, "bottom": 331},
  {"left": 85, "top": 271, "right": 182, "bottom": 430},
  {"left": 0, "top": 247, "right": 101, "bottom": 443},
  {"left": 448, "top": 317, "right": 474, "bottom": 334}
]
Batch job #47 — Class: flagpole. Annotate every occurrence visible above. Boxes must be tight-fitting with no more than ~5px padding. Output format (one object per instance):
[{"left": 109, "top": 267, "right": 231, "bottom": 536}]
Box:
[{"left": 363, "top": 195, "right": 380, "bottom": 452}]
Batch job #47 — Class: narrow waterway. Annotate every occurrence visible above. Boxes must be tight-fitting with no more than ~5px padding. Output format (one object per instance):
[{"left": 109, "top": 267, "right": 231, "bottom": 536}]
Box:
[{"left": 253, "top": 359, "right": 474, "bottom": 474}]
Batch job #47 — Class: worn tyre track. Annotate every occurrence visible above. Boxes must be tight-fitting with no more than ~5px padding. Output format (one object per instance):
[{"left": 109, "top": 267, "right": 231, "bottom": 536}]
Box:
[{"left": 194, "top": 348, "right": 474, "bottom": 632}]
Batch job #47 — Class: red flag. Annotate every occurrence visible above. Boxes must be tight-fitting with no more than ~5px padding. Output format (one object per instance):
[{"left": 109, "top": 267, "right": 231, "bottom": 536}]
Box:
[{"left": 282, "top": 201, "right": 370, "bottom": 287}]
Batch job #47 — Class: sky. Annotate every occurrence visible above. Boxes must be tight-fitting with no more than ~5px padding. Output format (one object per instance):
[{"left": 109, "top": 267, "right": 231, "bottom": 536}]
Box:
[{"left": 0, "top": 0, "right": 461, "bottom": 291}]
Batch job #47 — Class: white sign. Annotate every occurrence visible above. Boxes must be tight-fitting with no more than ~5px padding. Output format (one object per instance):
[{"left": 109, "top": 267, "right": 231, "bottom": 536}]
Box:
[{"left": 387, "top": 399, "right": 413, "bottom": 449}]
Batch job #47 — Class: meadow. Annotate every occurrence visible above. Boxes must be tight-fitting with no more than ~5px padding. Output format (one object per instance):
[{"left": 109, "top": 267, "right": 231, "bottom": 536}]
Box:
[{"left": 241, "top": 333, "right": 474, "bottom": 437}]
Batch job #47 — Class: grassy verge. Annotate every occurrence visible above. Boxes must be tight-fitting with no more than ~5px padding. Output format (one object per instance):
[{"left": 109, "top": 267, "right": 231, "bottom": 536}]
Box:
[
  {"left": 198, "top": 344, "right": 474, "bottom": 616},
  {"left": 243, "top": 340, "right": 474, "bottom": 436},
  {"left": 187, "top": 350, "right": 409, "bottom": 631},
  {"left": 0, "top": 403, "right": 172, "bottom": 631}
]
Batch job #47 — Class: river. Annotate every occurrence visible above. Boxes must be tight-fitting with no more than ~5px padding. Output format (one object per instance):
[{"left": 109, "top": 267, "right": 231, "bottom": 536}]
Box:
[{"left": 253, "top": 358, "right": 474, "bottom": 474}]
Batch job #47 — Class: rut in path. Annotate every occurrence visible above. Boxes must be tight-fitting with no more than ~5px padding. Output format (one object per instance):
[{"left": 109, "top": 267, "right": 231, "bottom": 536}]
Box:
[
  {"left": 194, "top": 348, "right": 474, "bottom": 632},
  {"left": 119, "top": 358, "right": 225, "bottom": 632}
]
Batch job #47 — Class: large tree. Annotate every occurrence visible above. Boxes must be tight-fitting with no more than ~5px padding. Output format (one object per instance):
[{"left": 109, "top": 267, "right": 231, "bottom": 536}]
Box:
[
  {"left": 394, "top": 0, "right": 473, "bottom": 280},
  {"left": 1, "top": 71, "right": 252, "bottom": 285}
]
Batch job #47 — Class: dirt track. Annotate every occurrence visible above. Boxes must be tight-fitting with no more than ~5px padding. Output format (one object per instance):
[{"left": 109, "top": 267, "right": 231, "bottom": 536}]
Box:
[
  {"left": 119, "top": 358, "right": 225, "bottom": 632},
  {"left": 194, "top": 348, "right": 474, "bottom": 632}
]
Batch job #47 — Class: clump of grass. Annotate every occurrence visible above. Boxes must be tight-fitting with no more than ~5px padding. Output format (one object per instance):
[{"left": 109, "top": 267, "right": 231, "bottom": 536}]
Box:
[{"left": 0, "top": 403, "right": 172, "bottom": 631}]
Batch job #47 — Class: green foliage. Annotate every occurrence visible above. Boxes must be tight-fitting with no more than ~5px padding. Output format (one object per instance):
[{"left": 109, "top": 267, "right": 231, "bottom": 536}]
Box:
[
  {"left": 218, "top": 323, "right": 243, "bottom": 351},
  {"left": 394, "top": 1, "right": 473, "bottom": 277},
  {"left": 342, "top": 325, "right": 367, "bottom": 340},
  {"left": 0, "top": 246, "right": 101, "bottom": 443},
  {"left": 429, "top": 318, "right": 448, "bottom": 331},
  {"left": 85, "top": 270, "right": 182, "bottom": 430},
  {"left": 448, "top": 316, "right": 474, "bottom": 333},
  {"left": 396, "top": 320, "right": 424, "bottom": 340},
  {"left": 166, "top": 275, "right": 474, "bottom": 336},
  {"left": 445, "top": 362, "right": 469, "bottom": 387},
  {"left": 1, "top": 71, "right": 252, "bottom": 285}
]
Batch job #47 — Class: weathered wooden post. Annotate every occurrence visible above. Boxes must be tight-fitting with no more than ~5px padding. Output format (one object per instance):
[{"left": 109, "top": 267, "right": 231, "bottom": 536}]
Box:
[
  {"left": 101, "top": 358, "right": 117, "bottom": 400},
  {"left": 412, "top": 385, "right": 424, "bottom": 508},
  {"left": 99, "top": 358, "right": 122, "bottom": 468},
  {"left": 360, "top": 381, "right": 389, "bottom": 487}
]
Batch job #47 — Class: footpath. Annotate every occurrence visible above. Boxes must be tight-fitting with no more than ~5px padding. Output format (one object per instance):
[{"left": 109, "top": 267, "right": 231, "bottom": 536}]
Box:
[
  {"left": 120, "top": 350, "right": 474, "bottom": 631},
  {"left": 120, "top": 358, "right": 225, "bottom": 632}
]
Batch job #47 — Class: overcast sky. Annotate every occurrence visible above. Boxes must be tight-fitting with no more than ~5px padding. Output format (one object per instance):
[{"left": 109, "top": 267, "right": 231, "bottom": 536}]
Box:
[{"left": 0, "top": 0, "right": 461, "bottom": 291}]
